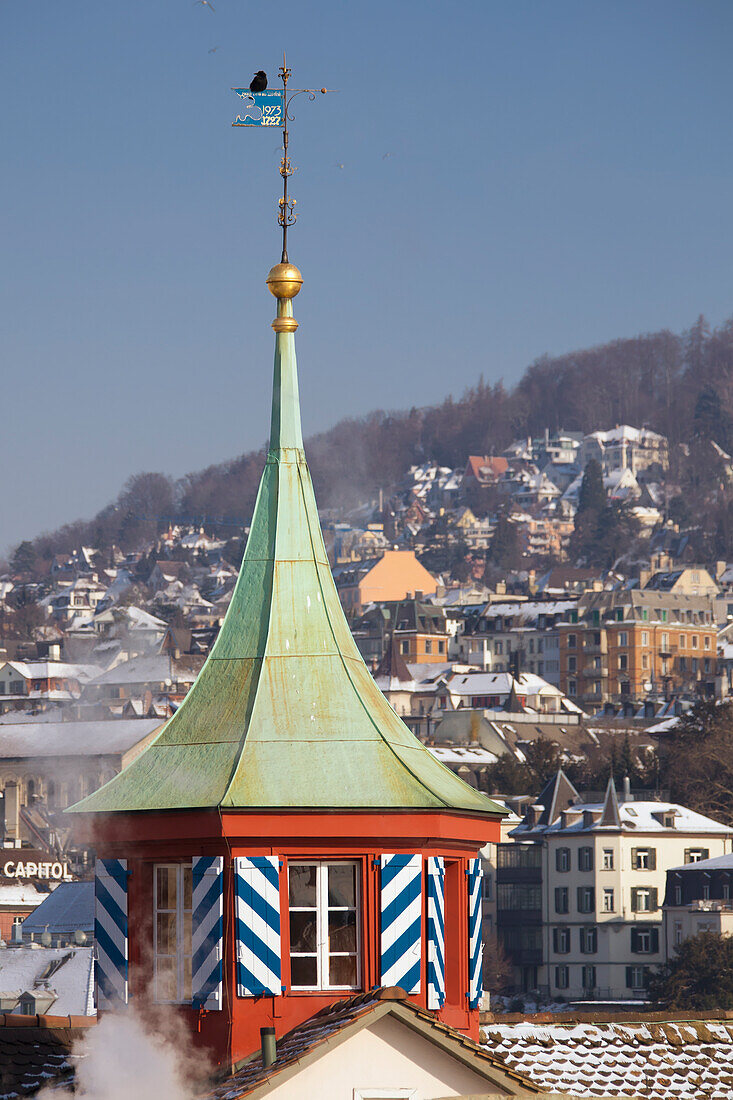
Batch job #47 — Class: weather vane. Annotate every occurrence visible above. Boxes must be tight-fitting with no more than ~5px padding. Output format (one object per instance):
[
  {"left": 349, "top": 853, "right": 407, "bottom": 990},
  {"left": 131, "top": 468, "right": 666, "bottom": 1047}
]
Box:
[{"left": 232, "top": 55, "right": 334, "bottom": 263}]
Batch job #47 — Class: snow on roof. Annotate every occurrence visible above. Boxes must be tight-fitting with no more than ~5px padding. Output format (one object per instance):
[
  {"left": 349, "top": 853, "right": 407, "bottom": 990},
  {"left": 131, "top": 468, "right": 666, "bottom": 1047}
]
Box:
[
  {"left": 428, "top": 746, "right": 498, "bottom": 765},
  {"left": 0, "top": 881, "right": 50, "bottom": 907},
  {"left": 446, "top": 672, "right": 563, "bottom": 697},
  {"left": 0, "top": 718, "right": 161, "bottom": 758},
  {"left": 646, "top": 715, "right": 681, "bottom": 733},
  {"left": 483, "top": 1019, "right": 733, "bottom": 1099},
  {"left": 516, "top": 799, "right": 731, "bottom": 836},
  {"left": 586, "top": 424, "right": 665, "bottom": 444},
  {"left": 0, "top": 661, "right": 99, "bottom": 681},
  {"left": 88, "top": 654, "right": 172, "bottom": 685},
  {"left": 0, "top": 945, "right": 94, "bottom": 1016},
  {"left": 668, "top": 851, "right": 733, "bottom": 873}
]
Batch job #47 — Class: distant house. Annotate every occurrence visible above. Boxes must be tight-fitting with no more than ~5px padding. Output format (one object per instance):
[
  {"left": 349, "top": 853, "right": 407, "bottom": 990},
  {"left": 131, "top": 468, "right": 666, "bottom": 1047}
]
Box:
[
  {"left": 333, "top": 550, "right": 438, "bottom": 615},
  {"left": 462, "top": 455, "right": 509, "bottom": 491},
  {"left": 148, "top": 560, "right": 188, "bottom": 592},
  {"left": 0, "top": 661, "right": 98, "bottom": 715},
  {"left": 82, "top": 652, "right": 204, "bottom": 715},
  {"left": 581, "top": 424, "right": 669, "bottom": 480},
  {"left": 641, "top": 566, "right": 720, "bottom": 598},
  {"left": 351, "top": 599, "right": 449, "bottom": 665}
]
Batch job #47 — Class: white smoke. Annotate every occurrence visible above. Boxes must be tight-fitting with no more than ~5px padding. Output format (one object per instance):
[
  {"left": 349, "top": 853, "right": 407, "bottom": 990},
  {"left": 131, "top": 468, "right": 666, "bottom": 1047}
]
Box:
[{"left": 42, "top": 1006, "right": 209, "bottom": 1100}]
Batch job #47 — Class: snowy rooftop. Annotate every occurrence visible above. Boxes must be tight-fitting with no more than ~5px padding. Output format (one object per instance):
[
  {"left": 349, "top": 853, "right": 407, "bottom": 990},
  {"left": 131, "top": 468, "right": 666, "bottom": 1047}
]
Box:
[
  {"left": 514, "top": 799, "right": 731, "bottom": 836},
  {"left": 483, "top": 1018, "right": 733, "bottom": 1099},
  {"left": 0, "top": 945, "right": 94, "bottom": 1016},
  {"left": 0, "top": 718, "right": 161, "bottom": 758}
]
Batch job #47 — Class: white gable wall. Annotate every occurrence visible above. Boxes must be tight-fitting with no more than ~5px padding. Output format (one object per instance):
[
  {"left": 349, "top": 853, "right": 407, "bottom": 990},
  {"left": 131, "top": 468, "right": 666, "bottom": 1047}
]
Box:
[{"left": 263, "top": 1015, "right": 507, "bottom": 1100}]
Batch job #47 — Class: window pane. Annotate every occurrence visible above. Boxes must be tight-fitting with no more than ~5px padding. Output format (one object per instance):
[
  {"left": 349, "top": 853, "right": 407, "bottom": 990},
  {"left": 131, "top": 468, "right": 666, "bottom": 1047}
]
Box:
[
  {"left": 156, "top": 912, "right": 177, "bottom": 955},
  {"left": 290, "top": 955, "right": 318, "bottom": 987},
  {"left": 156, "top": 957, "right": 176, "bottom": 1001},
  {"left": 328, "top": 865, "right": 356, "bottom": 908},
  {"left": 156, "top": 866, "right": 177, "bottom": 911},
  {"left": 182, "top": 866, "right": 192, "bottom": 910},
  {"left": 328, "top": 910, "right": 357, "bottom": 953},
  {"left": 183, "top": 911, "right": 192, "bottom": 955},
  {"left": 329, "top": 954, "right": 357, "bottom": 987},
  {"left": 289, "top": 911, "right": 317, "bottom": 953},
  {"left": 289, "top": 865, "right": 317, "bottom": 907}
]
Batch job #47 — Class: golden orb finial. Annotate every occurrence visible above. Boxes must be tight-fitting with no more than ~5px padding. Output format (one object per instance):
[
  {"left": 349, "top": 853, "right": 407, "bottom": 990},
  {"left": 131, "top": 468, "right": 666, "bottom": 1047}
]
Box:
[{"left": 266, "top": 262, "right": 303, "bottom": 299}]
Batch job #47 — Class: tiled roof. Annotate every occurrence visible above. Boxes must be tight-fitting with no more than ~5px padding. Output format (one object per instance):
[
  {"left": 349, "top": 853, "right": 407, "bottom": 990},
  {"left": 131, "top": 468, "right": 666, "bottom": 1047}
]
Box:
[
  {"left": 483, "top": 1018, "right": 733, "bottom": 1098},
  {"left": 206, "top": 988, "right": 535, "bottom": 1100},
  {"left": 0, "top": 1013, "right": 94, "bottom": 1097}
]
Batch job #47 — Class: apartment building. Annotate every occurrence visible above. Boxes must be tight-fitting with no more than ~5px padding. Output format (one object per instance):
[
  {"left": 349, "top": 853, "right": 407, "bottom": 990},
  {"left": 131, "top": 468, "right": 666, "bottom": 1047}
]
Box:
[
  {"left": 663, "top": 852, "right": 733, "bottom": 953},
  {"left": 455, "top": 599, "right": 577, "bottom": 686},
  {"left": 350, "top": 598, "right": 449, "bottom": 666},
  {"left": 558, "top": 589, "right": 718, "bottom": 708},
  {"left": 581, "top": 426, "right": 669, "bottom": 481},
  {"left": 496, "top": 771, "right": 732, "bottom": 1000}
]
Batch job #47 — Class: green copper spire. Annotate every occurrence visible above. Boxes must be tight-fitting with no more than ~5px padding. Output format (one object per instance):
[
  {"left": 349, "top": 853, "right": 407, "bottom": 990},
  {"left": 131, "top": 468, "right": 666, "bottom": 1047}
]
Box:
[{"left": 72, "top": 266, "right": 504, "bottom": 816}]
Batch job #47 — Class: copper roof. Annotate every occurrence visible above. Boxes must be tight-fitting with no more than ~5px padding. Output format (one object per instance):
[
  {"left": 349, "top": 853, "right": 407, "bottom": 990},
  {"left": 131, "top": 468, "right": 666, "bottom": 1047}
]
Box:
[{"left": 71, "top": 283, "right": 504, "bottom": 816}]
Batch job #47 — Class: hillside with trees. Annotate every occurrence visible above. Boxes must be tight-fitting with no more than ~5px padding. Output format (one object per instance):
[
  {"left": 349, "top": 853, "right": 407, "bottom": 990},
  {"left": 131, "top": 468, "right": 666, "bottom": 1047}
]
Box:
[{"left": 12, "top": 313, "right": 733, "bottom": 562}]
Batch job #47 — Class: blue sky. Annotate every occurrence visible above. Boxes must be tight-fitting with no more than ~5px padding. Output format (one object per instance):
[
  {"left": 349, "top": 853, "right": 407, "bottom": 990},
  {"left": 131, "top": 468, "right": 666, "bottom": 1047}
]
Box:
[{"left": 2, "top": 1, "right": 733, "bottom": 552}]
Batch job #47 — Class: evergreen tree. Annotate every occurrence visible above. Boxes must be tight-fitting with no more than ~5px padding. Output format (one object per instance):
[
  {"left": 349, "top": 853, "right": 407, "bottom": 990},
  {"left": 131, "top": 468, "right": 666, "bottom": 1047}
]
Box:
[
  {"left": 577, "top": 459, "right": 606, "bottom": 514},
  {"left": 648, "top": 932, "right": 733, "bottom": 1010},
  {"left": 10, "top": 541, "right": 37, "bottom": 574},
  {"left": 488, "top": 507, "right": 520, "bottom": 570}
]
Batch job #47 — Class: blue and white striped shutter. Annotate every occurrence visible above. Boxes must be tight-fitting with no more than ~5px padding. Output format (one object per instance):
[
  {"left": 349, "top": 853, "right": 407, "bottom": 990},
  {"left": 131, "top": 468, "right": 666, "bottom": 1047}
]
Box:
[
  {"left": 426, "top": 856, "right": 445, "bottom": 1010},
  {"left": 234, "top": 856, "right": 282, "bottom": 996},
  {"left": 380, "top": 854, "right": 422, "bottom": 993},
  {"left": 467, "top": 856, "right": 483, "bottom": 1009},
  {"left": 94, "top": 859, "right": 128, "bottom": 1010},
  {"left": 191, "top": 856, "right": 224, "bottom": 1010}
]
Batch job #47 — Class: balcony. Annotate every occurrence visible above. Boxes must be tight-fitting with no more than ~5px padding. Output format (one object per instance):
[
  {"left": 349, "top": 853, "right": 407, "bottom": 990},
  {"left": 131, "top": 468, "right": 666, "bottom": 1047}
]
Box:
[
  {"left": 580, "top": 690, "right": 604, "bottom": 703},
  {"left": 582, "top": 666, "right": 608, "bottom": 678},
  {"left": 582, "top": 643, "right": 607, "bottom": 656}
]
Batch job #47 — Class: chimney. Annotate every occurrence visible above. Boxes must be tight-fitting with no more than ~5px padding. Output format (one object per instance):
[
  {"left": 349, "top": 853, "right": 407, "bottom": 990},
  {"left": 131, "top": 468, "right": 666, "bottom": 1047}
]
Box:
[
  {"left": 4, "top": 782, "right": 20, "bottom": 844},
  {"left": 622, "top": 776, "right": 632, "bottom": 802},
  {"left": 260, "top": 1027, "right": 277, "bottom": 1068}
]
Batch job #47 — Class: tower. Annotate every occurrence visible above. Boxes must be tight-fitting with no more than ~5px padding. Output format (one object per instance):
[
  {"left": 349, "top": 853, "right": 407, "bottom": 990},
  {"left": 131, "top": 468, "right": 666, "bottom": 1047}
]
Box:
[{"left": 70, "top": 70, "right": 505, "bottom": 1070}]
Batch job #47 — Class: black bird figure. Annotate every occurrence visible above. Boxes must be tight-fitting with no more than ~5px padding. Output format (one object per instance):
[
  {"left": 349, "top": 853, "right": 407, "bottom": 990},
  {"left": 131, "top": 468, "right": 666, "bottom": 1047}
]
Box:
[{"left": 250, "top": 71, "right": 268, "bottom": 92}]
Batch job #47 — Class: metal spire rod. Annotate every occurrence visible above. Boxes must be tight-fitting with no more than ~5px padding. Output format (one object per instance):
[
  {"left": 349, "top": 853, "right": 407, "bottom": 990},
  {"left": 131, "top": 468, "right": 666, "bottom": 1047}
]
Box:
[
  {"left": 232, "top": 56, "right": 335, "bottom": 261},
  {"left": 277, "top": 54, "right": 336, "bottom": 262},
  {"left": 278, "top": 55, "right": 294, "bottom": 263}
]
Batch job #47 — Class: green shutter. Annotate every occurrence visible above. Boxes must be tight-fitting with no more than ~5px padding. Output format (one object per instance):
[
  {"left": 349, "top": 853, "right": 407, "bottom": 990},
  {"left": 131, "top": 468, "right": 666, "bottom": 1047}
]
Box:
[
  {"left": 651, "top": 927, "right": 660, "bottom": 952},
  {"left": 631, "top": 847, "right": 638, "bottom": 869},
  {"left": 684, "top": 849, "right": 691, "bottom": 864},
  {"left": 650, "top": 887, "right": 659, "bottom": 911},
  {"left": 631, "top": 928, "right": 639, "bottom": 952},
  {"left": 626, "top": 966, "right": 634, "bottom": 988},
  {"left": 648, "top": 848, "right": 657, "bottom": 871},
  {"left": 631, "top": 888, "right": 638, "bottom": 912}
]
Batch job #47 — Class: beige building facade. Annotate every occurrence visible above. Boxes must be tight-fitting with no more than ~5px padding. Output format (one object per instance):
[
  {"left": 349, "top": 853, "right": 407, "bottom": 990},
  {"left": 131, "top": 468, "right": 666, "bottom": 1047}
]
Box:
[{"left": 498, "top": 772, "right": 732, "bottom": 1000}]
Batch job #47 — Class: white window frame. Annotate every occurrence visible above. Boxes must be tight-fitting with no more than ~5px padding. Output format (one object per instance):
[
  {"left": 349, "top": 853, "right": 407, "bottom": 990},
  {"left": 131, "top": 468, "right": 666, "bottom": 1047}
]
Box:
[
  {"left": 635, "top": 848, "right": 651, "bottom": 870},
  {"left": 603, "top": 888, "right": 615, "bottom": 912},
  {"left": 288, "top": 860, "right": 361, "bottom": 992},
  {"left": 636, "top": 928, "right": 653, "bottom": 952},
  {"left": 635, "top": 888, "right": 652, "bottom": 912},
  {"left": 602, "top": 848, "right": 614, "bottom": 870},
  {"left": 153, "top": 862, "right": 192, "bottom": 1004},
  {"left": 354, "top": 1091, "right": 416, "bottom": 1100}
]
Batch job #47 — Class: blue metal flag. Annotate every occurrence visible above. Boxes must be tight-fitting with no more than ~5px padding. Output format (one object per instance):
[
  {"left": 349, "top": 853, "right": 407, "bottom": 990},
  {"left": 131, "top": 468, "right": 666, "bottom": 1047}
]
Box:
[{"left": 232, "top": 89, "right": 284, "bottom": 127}]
